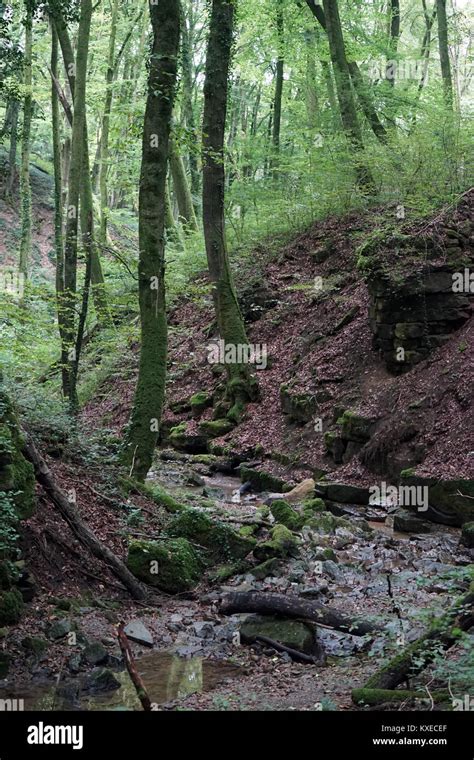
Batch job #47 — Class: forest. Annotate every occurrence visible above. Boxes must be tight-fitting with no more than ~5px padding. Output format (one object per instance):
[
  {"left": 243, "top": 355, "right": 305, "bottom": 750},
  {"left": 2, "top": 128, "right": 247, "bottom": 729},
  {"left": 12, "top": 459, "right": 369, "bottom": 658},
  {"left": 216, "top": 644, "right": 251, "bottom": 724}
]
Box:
[{"left": 0, "top": 0, "right": 473, "bottom": 733}]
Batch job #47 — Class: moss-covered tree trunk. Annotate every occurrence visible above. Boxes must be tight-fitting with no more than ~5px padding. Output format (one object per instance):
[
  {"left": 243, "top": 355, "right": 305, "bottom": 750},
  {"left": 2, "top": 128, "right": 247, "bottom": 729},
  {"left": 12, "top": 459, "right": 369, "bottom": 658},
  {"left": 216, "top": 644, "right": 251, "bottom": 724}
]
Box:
[
  {"left": 436, "top": 0, "right": 453, "bottom": 109},
  {"left": 385, "top": 0, "right": 400, "bottom": 86},
  {"left": 170, "top": 134, "right": 199, "bottom": 233},
  {"left": 271, "top": 0, "right": 284, "bottom": 172},
  {"left": 181, "top": 3, "right": 200, "bottom": 216},
  {"left": 202, "top": 0, "right": 258, "bottom": 421},
  {"left": 18, "top": 2, "right": 33, "bottom": 279},
  {"left": 123, "top": 0, "right": 181, "bottom": 480},
  {"left": 98, "top": 0, "right": 120, "bottom": 246},
  {"left": 304, "top": 29, "right": 319, "bottom": 128},
  {"left": 5, "top": 100, "right": 19, "bottom": 198},
  {"left": 322, "top": 0, "right": 374, "bottom": 188}
]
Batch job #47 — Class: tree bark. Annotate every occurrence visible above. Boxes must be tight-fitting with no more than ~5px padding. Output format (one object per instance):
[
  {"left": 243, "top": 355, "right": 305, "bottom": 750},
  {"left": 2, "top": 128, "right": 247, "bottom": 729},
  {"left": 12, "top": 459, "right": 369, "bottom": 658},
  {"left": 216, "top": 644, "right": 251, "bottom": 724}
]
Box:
[
  {"left": 5, "top": 100, "right": 19, "bottom": 198},
  {"left": 385, "top": 0, "right": 400, "bottom": 86},
  {"left": 202, "top": 0, "right": 258, "bottom": 421},
  {"left": 170, "top": 134, "right": 199, "bottom": 233},
  {"left": 436, "top": 0, "right": 453, "bottom": 109},
  {"left": 19, "top": 2, "right": 33, "bottom": 278},
  {"left": 123, "top": 0, "right": 181, "bottom": 480},
  {"left": 271, "top": 0, "right": 285, "bottom": 170},
  {"left": 219, "top": 591, "right": 381, "bottom": 636}
]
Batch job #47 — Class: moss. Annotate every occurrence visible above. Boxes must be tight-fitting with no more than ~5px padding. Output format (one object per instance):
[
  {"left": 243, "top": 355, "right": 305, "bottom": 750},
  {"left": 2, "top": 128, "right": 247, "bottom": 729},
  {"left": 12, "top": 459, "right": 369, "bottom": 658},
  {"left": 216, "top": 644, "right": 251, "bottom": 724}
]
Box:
[
  {"left": 0, "top": 588, "right": 24, "bottom": 625},
  {"left": 120, "top": 477, "right": 186, "bottom": 514},
  {"left": 251, "top": 558, "right": 280, "bottom": 579},
  {"left": 0, "top": 385, "right": 35, "bottom": 520},
  {"left": 302, "top": 498, "right": 326, "bottom": 521},
  {"left": 461, "top": 522, "right": 474, "bottom": 549},
  {"left": 239, "top": 524, "right": 257, "bottom": 538},
  {"left": 306, "top": 511, "right": 350, "bottom": 534},
  {"left": 253, "top": 524, "right": 299, "bottom": 561},
  {"left": 352, "top": 688, "right": 449, "bottom": 707},
  {"left": 199, "top": 419, "right": 234, "bottom": 438},
  {"left": 167, "top": 509, "right": 256, "bottom": 562},
  {"left": 240, "top": 466, "right": 289, "bottom": 493},
  {"left": 126, "top": 538, "right": 203, "bottom": 594},
  {"left": 241, "top": 615, "right": 316, "bottom": 654},
  {"left": 270, "top": 500, "right": 303, "bottom": 530},
  {"left": 190, "top": 391, "right": 213, "bottom": 415},
  {"left": 208, "top": 560, "right": 251, "bottom": 583},
  {"left": 21, "top": 636, "right": 49, "bottom": 656}
]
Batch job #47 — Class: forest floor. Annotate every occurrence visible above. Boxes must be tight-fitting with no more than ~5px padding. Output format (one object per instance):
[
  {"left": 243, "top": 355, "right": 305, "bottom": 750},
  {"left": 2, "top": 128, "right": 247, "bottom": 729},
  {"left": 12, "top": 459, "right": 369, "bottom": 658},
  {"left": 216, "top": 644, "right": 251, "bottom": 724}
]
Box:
[{"left": 1, "top": 190, "right": 473, "bottom": 711}]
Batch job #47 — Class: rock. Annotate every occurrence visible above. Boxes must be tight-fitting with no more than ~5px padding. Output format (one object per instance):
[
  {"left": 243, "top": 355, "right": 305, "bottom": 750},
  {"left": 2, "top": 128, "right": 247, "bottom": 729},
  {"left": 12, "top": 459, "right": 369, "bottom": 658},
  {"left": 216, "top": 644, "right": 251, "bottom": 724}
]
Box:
[
  {"left": 192, "top": 621, "right": 215, "bottom": 639},
  {"left": 283, "top": 479, "right": 316, "bottom": 503},
  {"left": 391, "top": 509, "right": 431, "bottom": 533},
  {"left": 240, "top": 615, "right": 317, "bottom": 654},
  {"left": 325, "top": 483, "right": 370, "bottom": 504},
  {"left": 21, "top": 636, "right": 49, "bottom": 656},
  {"left": 280, "top": 385, "right": 318, "bottom": 424},
  {"left": 198, "top": 419, "right": 234, "bottom": 438},
  {"left": 167, "top": 509, "right": 256, "bottom": 562},
  {"left": 251, "top": 558, "right": 281, "bottom": 580},
  {"left": 339, "top": 411, "right": 377, "bottom": 442},
  {"left": 127, "top": 538, "right": 203, "bottom": 594},
  {"left": 48, "top": 618, "right": 75, "bottom": 640},
  {"left": 0, "top": 589, "right": 23, "bottom": 625},
  {"left": 169, "top": 423, "right": 209, "bottom": 454},
  {"left": 313, "top": 547, "right": 337, "bottom": 562},
  {"left": 67, "top": 653, "right": 82, "bottom": 674},
  {"left": 399, "top": 474, "right": 474, "bottom": 526},
  {"left": 101, "top": 637, "right": 116, "bottom": 647},
  {"left": 461, "top": 522, "right": 474, "bottom": 548},
  {"left": 253, "top": 524, "right": 299, "bottom": 561},
  {"left": 322, "top": 560, "right": 344, "bottom": 581},
  {"left": 190, "top": 391, "right": 213, "bottom": 416},
  {"left": 81, "top": 668, "right": 121, "bottom": 694},
  {"left": 123, "top": 619, "right": 154, "bottom": 647},
  {"left": 306, "top": 511, "right": 351, "bottom": 534},
  {"left": 240, "top": 466, "right": 289, "bottom": 493},
  {"left": 83, "top": 640, "right": 109, "bottom": 665},
  {"left": 270, "top": 500, "right": 303, "bottom": 530}
]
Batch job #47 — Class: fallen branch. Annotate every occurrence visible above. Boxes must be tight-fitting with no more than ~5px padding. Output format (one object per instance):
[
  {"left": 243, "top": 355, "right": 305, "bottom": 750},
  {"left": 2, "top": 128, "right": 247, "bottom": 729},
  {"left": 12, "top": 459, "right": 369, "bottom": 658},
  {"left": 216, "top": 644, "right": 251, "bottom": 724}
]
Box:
[
  {"left": 363, "top": 586, "right": 474, "bottom": 691},
  {"left": 23, "top": 433, "right": 148, "bottom": 600},
  {"left": 352, "top": 688, "right": 449, "bottom": 707},
  {"left": 117, "top": 623, "right": 152, "bottom": 711},
  {"left": 242, "top": 633, "right": 325, "bottom": 665},
  {"left": 219, "top": 591, "right": 381, "bottom": 636}
]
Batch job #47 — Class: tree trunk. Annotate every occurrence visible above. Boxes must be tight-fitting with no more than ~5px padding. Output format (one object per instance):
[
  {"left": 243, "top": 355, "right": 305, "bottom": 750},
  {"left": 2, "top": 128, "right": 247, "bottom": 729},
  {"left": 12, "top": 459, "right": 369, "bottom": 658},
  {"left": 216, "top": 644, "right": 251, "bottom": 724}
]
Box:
[
  {"left": 305, "top": 29, "right": 319, "bottom": 128},
  {"left": 436, "top": 0, "right": 453, "bottom": 109},
  {"left": 363, "top": 587, "right": 474, "bottom": 690},
  {"left": 170, "top": 135, "right": 199, "bottom": 233},
  {"left": 98, "top": 0, "right": 120, "bottom": 246},
  {"left": 219, "top": 591, "right": 381, "bottom": 636},
  {"left": 271, "top": 0, "right": 284, "bottom": 171},
  {"left": 202, "top": 0, "right": 258, "bottom": 420},
  {"left": 123, "top": 0, "right": 181, "bottom": 480},
  {"left": 19, "top": 3, "right": 33, "bottom": 278},
  {"left": 22, "top": 433, "right": 147, "bottom": 600},
  {"left": 181, "top": 8, "right": 200, "bottom": 214},
  {"left": 322, "top": 0, "right": 374, "bottom": 188},
  {"left": 385, "top": 0, "right": 400, "bottom": 86},
  {"left": 5, "top": 100, "right": 19, "bottom": 197}
]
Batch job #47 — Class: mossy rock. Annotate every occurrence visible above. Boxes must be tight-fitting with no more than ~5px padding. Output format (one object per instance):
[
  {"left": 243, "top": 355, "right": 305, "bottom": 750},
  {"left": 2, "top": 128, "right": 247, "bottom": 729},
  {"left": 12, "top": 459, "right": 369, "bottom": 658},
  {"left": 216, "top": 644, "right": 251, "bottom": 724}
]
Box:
[
  {"left": 251, "top": 558, "right": 281, "bottom": 579},
  {"left": 280, "top": 385, "right": 317, "bottom": 424},
  {"left": 270, "top": 500, "right": 303, "bottom": 530},
  {"left": 169, "top": 423, "right": 209, "bottom": 454},
  {"left": 120, "top": 477, "right": 186, "bottom": 514},
  {"left": 302, "top": 498, "right": 327, "bottom": 522},
  {"left": 190, "top": 392, "right": 213, "bottom": 416},
  {"left": 399, "top": 474, "right": 474, "bottom": 526},
  {"left": 167, "top": 509, "right": 256, "bottom": 563},
  {"left": 253, "top": 524, "right": 299, "bottom": 561},
  {"left": 0, "top": 588, "right": 24, "bottom": 625},
  {"left": 339, "top": 410, "right": 376, "bottom": 442},
  {"left": 208, "top": 560, "right": 251, "bottom": 583},
  {"left": 21, "top": 636, "right": 49, "bottom": 656},
  {"left": 198, "top": 419, "right": 234, "bottom": 439},
  {"left": 126, "top": 538, "right": 203, "bottom": 594},
  {"left": 306, "top": 511, "right": 351, "bottom": 534},
  {"left": 240, "top": 466, "right": 290, "bottom": 493},
  {"left": 241, "top": 615, "right": 316, "bottom": 654}
]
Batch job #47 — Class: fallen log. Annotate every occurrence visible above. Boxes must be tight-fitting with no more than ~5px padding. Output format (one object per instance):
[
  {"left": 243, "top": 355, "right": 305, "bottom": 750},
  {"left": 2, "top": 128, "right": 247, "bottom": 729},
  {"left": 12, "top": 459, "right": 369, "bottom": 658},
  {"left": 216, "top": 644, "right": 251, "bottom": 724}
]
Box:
[
  {"left": 23, "top": 433, "right": 147, "bottom": 600},
  {"left": 363, "top": 586, "right": 474, "bottom": 691},
  {"left": 118, "top": 622, "right": 152, "bottom": 711},
  {"left": 352, "top": 688, "right": 450, "bottom": 707},
  {"left": 219, "top": 591, "right": 381, "bottom": 636},
  {"left": 241, "top": 632, "right": 325, "bottom": 665}
]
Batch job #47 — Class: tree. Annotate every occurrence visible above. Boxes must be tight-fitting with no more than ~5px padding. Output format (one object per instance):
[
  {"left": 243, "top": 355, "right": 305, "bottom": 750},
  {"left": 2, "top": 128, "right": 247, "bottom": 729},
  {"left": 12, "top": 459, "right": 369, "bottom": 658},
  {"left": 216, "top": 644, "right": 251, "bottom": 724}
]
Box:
[
  {"left": 385, "top": 0, "right": 401, "bottom": 86},
  {"left": 19, "top": 1, "right": 33, "bottom": 278},
  {"left": 322, "top": 0, "right": 374, "bottom": 188},
  {"left": 202, "top": 0, "right": 258, "bottom": 421},
  {"left": 272, "top": 0, "right": 285, "bottom": 159},
  {"left": 436, "top": 0, "right": 453, "bottom": 109},
  {"left": 123, "top": 0, "right": 181, "bottom": 480}
]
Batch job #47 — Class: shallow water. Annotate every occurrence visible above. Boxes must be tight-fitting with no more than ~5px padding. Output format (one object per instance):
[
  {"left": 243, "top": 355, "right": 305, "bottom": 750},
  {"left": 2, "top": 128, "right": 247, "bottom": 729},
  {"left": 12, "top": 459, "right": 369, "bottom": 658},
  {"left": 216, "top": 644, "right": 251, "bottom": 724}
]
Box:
[{"left": 0, "top": 654, "right": 241, "bottom": 712}]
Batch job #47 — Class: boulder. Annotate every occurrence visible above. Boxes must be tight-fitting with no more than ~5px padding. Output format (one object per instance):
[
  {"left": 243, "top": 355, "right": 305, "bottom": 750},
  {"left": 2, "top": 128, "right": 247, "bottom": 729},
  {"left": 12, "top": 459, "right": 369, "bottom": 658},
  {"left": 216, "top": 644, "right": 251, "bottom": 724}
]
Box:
[
  {"left": 167, "top": 509, "right": 256, "bottom": 563},
  {"left": 253, "top": 524, "right": 299, "bottom": 561},
  {"left": 81, "top": 668, "right": 121, "bottom": 694},
  {"left": 280, "top": 385, "right": 317, "bottom": 424},
  {"left": 325, "top": 483, "right": 370, "bottom": 504},
  {"left": 123, "top": 619, "right": 154, "bottom": 647},
  {"left": 270, "top": 500, "right": 303, "bottom": 530},
  {"left": 461, "top": 522, "right": 474, "bottom": 548},
  {"left": 391, "top": 509, "right": 431, "bottom": 534},
  {"left": 240, "top": 615, "right": 317, "bottom": 654},
  {"left": 283, "top": 479, "right": 316, "bottom": 503},
  {"left": 126, "top": 538, "right": 203, "bottom": 594},
  {"left": 0, "top": 589, "right": 23, "bottom": 625},
  {"left": 169, "top": 423, "right": 208, "bottom": 454}
]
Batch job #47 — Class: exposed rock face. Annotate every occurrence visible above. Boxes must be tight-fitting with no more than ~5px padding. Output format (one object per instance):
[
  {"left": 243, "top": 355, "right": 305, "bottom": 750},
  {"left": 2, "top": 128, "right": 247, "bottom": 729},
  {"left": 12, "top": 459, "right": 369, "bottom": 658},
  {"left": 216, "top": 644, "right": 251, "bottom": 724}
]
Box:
[{"left": 365, "top": 210, "right": 473, "bottom": 378}]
